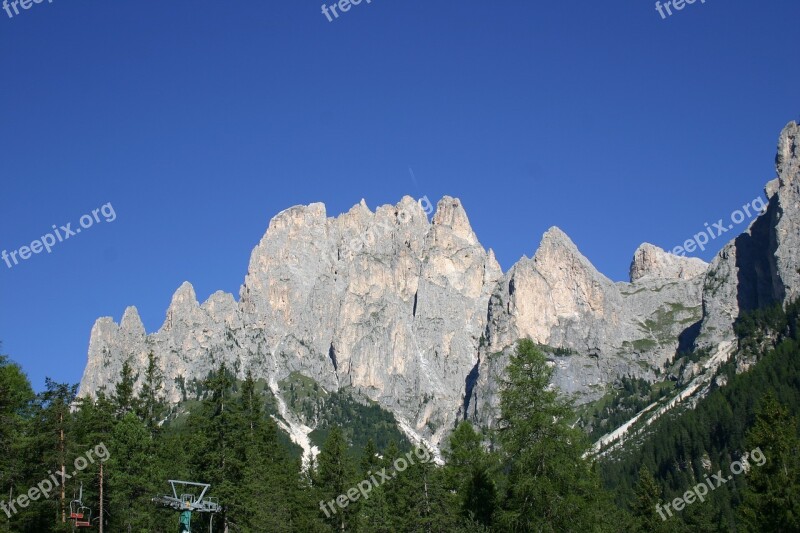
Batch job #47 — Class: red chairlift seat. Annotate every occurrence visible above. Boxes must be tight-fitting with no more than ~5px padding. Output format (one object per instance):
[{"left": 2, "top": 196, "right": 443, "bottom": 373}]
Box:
[
  {"left": 69, "top": 484, "right": 93, "bottom": 526},
  {"left": 69, "top": 500, "right": 84, "bottom": 519},
  {"left": 73, "top": 506, "right": 92, "bottom": 527}
]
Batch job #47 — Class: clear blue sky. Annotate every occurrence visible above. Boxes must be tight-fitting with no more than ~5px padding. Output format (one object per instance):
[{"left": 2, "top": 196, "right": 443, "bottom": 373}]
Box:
[{"left": 1, "top": 0, "right": 798, "bottom": 390}]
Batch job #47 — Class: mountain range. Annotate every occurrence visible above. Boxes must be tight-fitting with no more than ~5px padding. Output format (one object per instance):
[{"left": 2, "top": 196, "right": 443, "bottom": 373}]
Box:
[{"left": 78, "top": 121, "right": 800, "bottom": 462}]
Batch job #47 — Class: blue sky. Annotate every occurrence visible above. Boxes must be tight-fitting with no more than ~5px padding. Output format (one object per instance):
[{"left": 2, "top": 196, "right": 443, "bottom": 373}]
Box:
[{"left": 1, "top": 0, "right": 798, "bottom": 390}]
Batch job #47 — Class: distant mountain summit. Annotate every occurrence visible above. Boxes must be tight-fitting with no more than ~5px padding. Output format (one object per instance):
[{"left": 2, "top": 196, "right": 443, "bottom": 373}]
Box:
[{"left": 79, "top": 122, "right": 800, "bottom": 461}]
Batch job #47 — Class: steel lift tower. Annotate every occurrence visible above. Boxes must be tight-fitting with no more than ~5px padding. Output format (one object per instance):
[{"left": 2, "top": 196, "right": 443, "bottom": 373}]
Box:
[{"left": 152, "top": 480, "right": 222, "bottom": 533}]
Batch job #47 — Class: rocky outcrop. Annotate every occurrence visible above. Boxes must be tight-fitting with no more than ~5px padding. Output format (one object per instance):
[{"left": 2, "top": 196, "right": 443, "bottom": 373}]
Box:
[
  {"left": 696, "top": 122, "right": 800, "bottom": 349},
  {"left": 80, "top": 196, "right": 502, "bottom": 451},
  {"left": 79, "top": 122, "right": 800, "bottom": 457},
  {"left": 773, "top": 122, "right": 800, "bottom": 302},
  {"left": 630, "top": 243, "right": 708, "bottom": 282},
  {"left": 467, "top": 235, "right": 707, "bottom": 427},
  {"left": 80, "top": 306, "right": 149, "bottom": 398}
]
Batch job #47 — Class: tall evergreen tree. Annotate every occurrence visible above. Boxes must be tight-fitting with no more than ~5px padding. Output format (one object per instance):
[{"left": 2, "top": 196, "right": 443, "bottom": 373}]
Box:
[
  {"left": 443, "top": 421, "right": 496, "bottom": 528},
  {"left": 106, "top": 412, "right": 161, "bottom": 532},
  {"left": 237, "top": 371, "right": 295, "bottom": 531},
  {"left": 185, "top": 363, "right": 244, "bottom": 532},
  {"left": 315, "top": 426, "right": 355, "bottom": 531},
  {"left": 631, "top": 466, "right": 669, "bottom": 533},
  {"left": 71, "top": 393, "right": 116, "bottom": 532},
  {"left": 495, "top": 339, "right": 620, "bottom": 532},
  {"left": 33, "top": 379, "right": 77, "bottom": 530},
  {"left": 354, "top": 484, "right": 392, "bottom": 533},
  {"left": 136, "top": 352, "right": 165, "bottom": 433},
  {"left": 738, "top": 393, "right": 800, "bottom": 532},
  {"left": 113, "top": 361, "right": 137, "bottom": 418},
  {"left": 0, "top": 351, "right": 35, "bottom": 533},
  {"left": 359, "top": 439, "right": 381, "bottom": 478}
]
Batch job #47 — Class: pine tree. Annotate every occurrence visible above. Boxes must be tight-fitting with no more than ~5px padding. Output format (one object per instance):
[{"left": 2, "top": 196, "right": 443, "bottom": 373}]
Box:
[
  {"left": 495, "top": 339, "right": 620, "bottom": 532},
  {"left": 291, "top": 464, "right": 330, "bottom": 533},
  {"left": 738, "top": 393, "right": 800, "bottom": 531},
  {"left": 443, "top": 421, "right": 496, "bottom": 528},
  {"left": 31, "top": 379, "right": 78, "bottom": 530},
  {"left": 113, "top": 361, "right": 137, "bottom": 417},
  {"left": 136, "top": 352, "right": 165, "bottom": 433},
  {"left": 71, "top": 393, "right": 116, "bottom": 532},
  {"left": 632, "top": 466, "right": 668, "bottom": 532},
  {"left": 0, "top": 351, "right": 35, "bottom": 533},
  {"left": 359, "top": 439, "right": 381, "bottom": 478},
  {"left": 315, "top": 426, "right": 355, "bottom": 531},
  {"left": 354, "top": 485, "right": 392, "bottom": 533},
  {"left": 238, "top": 370, "right": 295, "bottom": 531},
  {"left": 106, "top": 412, "right": 161, "bottom": 531},
  {"left": 185, "top": 363, "right": 245, "bottom": 532}
]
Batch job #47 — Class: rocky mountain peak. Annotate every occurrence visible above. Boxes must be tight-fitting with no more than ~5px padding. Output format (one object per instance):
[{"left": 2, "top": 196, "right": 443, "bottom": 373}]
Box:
[
  {"left": 539, "top": 225, "right": 576, "bottom": 248},
  {"left": 696, "top": 121, "right": 800, "bottom": 349},
  {"left": 395, "top": 195, "right": 428, "bottom": 223},
  {"left": 162, "top": 282, "right": 199, "bottom": 332},
  {"left": 533, "top": 226, "right": 604, "bottom": 282},
  {"left": 77, "top": 121, "right": 800, "bottom": 463},
  {"left": 267, "top": 202, "right": 328, "bottom": 234},
  {"left": 89, "top": 317, "right": 118, "bottom": 341},
  {"left": 201, "top": 291, "right": 239, "bottom": 325},
  {"left": 432, "top": 196, "right": 477, "bottom": 244},
  {"left": 777, "top": 121, "right": 799, "bottom": 177},
  {"left": 120, "top": 306, "right": 145, "bottom": 337},
  {"left": 629, "top": 243, "right": 708, "bottom": 282}
]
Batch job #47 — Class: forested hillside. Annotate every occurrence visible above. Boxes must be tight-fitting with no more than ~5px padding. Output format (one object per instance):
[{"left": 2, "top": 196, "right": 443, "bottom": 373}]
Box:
[
  {"left": 1, "top": 302, "right": 798, "bottom": 532},
  {"left": 600, "top": 300, "right": 800, "bottom": 532}
]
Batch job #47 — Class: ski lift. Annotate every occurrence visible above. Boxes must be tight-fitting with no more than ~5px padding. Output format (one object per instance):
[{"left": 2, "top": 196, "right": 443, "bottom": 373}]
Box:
[
  {"left": 69, "top": 499, "right": 83, "bottom": 520},
  {"left": 69, "top": 483, "right": 93, "bottom": 528},
  {"left": 152, "top": 480, "right": 222, "bottom": 533},
  {"left": 74, "top": 507, "right": 92, "bottom": 528}
]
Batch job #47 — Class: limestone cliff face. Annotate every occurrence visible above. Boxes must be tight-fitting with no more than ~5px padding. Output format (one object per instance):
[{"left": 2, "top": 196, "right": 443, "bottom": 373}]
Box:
[
  {"left": 80, "top": 196, "right": 502, "bottom": 450},
  {"left": 696, "top": 122, "right": 800, "bottom": 349},
  {"left": 468, "top": 235, "right": 707, "bottom": 427},
  {"left": 773, "top": 122, "right": 800, "bottom": 302},
  {"left": 236, "top": 195, "right": 502, "bottom": 446},
  {"left": 81, "top": 307, "right": 149, "bottom": 399},
  {"left": 630, "top": 243, "right": 708, "bottom": 282},
  {"left": 79, "top": 122, "right": 800, "bottom": 455}
]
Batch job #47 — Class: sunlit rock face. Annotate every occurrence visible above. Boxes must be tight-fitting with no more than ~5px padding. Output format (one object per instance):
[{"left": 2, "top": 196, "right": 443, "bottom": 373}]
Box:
[
  {"left": 80, "top": 196, "right": 502, "bottom": 449},
  {"left": 470, "top": 232, "right": 707, "bottom": 428},
  {"left": 79, "top": 122, "right": 800, "bottom": 452}
]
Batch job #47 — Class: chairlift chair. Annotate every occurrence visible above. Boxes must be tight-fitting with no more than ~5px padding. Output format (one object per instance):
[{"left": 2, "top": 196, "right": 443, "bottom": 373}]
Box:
[
  {"left": 74, "top": 506, "right": 92, "bottom": 527},
  {"left": 69, "top": 482, "right": 93, "bottom": 527},
  {"left": 69, "top": 498, "right": 84, "bottom": 520}
]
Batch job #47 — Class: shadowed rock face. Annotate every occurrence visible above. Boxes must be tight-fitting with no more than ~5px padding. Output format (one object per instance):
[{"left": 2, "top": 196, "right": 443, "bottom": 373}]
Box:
[
  {"left": 79, "top": 122, "right": 800, "bottom": 451},
  {"left": 696, "top": 122, "right": 800, "bottom": 350}
]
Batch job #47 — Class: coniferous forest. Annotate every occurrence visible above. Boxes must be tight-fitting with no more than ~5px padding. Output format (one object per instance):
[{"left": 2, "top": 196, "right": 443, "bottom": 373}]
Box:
[{"left": 1, "top": 302, "right": 799, "bottom": 532}]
